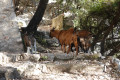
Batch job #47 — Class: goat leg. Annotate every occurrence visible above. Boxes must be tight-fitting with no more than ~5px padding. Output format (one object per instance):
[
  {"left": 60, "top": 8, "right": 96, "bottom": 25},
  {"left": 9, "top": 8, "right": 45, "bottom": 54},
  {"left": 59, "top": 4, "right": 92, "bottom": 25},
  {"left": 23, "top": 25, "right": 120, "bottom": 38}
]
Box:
[
  {"left": 67, "top": 44, "right": 71, "bottom": 54},
  {"left": 34, "top": 38, "right": 37, "bottom": 54},
  {"left": 61, "top": 44, "right": 64, "bottom": 52},
  {"left": 75, "top": 45, "right": 79, "bottom": 56},
  {"left": 71, "top": 43, "right": 74, "bottom": 52},
  {"left": 64, "top": 45, "right": 67, "bottom": 53}
]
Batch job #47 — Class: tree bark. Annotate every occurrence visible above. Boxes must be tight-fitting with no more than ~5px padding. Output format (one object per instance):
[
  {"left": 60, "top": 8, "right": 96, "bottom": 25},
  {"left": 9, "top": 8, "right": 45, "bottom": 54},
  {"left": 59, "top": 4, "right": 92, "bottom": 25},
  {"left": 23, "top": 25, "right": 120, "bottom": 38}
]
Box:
[
  {"left": 100, "top": 39, "right": 105, "bottom": 56},
  {"left": 102, "top": 2, "right": 120, "bottom": 56},
  {"left": 26, "top": 0, "right": 49, "bottom": 34},
  {"left": 90, "top": 19, "right": 106, "bottom": 52},
  {"left": 21, "top": 0, "right": 48, "bottom": 52},
  {"left": 91, "top": 26, "right": 107, "bottom": 52},
  {"left": 91, "top": 2, "right": 120, "bottom": 55},
  {"left": 102, "top": 2, "right": 120, "bottom": 40},
  {"left": 108, "top": 44, "right": 120, "bottom": 56}
]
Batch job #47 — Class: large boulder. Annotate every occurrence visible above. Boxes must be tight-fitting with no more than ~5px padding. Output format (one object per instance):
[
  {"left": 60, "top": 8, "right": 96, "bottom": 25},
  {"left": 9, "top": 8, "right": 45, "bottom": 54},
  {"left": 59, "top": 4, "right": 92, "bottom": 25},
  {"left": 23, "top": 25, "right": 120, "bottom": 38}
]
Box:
[
  {"left": 0, "top": 67, "right": 21, "bottom": 80},
  {"left": 0, "top": 0, "right": 23, "bottom": 53},
  {"left": 51, "top": 14, "right": 64, "bottom": 30}
]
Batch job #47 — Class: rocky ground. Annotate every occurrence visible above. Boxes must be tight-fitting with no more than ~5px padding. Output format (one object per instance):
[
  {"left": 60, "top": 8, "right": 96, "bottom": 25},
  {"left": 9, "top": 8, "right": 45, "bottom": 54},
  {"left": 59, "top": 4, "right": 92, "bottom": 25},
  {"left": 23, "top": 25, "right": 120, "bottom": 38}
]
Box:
[
  {"left": 0, "top": 0, "right": 120, "bottom": 80},
  {"left": 0, "top": 0, "right": 23, "bottom": 53},
  {"left": 0, "top": 49, "right": 119, "bottom": 80},
  {"left": 0, "top": 25, "right": 120, "bottom": 80}
]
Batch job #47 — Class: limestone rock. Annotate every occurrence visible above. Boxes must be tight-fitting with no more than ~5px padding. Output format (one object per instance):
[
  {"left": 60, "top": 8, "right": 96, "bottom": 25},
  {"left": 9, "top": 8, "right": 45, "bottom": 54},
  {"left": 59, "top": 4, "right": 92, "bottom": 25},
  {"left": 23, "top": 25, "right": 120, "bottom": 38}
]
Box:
[
  {"left": 20, "top": 53, "right": 41, "bottom": 62},
  {"left": 40, "top": 53, "right": 55, "bottom": 61},
  {"left": 51, "top": 14, "right": 64, "bottom": 30},
  {"left": 0, "top": 52, "right": 9, "bottom": 64},
  {"left": 0, "top": 0, "right": 23, "bottom": 53},
  {"left": 0, "top": 67, "right": 21, "bottom": 80}
]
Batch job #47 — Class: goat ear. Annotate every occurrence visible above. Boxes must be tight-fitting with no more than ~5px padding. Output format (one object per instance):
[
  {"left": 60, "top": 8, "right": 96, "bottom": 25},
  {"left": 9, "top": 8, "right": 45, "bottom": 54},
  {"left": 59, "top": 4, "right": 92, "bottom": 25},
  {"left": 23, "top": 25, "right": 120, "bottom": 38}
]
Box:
[
  {"left": 74, "top": 27, "right": 77, "bottom": 31},
  {"left": 53, "top": 27, "right": 55, "bottom": 30},
  {"left": 73, "top": 27, "right": 77, "bottom": 33},
  {"left": 73, "top": 27, "right": 77, "bottom": 34},
  {"left": 51, "top": 27, "right": 55, "bottom": 31}
]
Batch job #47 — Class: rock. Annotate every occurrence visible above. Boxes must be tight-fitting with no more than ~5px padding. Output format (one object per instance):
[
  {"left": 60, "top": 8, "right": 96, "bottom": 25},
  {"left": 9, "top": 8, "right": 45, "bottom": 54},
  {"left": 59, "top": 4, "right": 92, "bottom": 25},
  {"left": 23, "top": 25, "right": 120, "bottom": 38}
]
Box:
[
  {"left": 29, "top": 54, "right": 41, "bottom": 62},
  {"left": 0, "top": 52, "right": 9, "bottom": 64},
  {"left": 46, "top": 38, "right": 60, "bottom": 46},
  {"left": 99, "top": 76, "right": 104, "bottom": 80},
  {"left": 0, "top": 0, "right": 23, "bottom": 53},
  {"left": 22, "top": 63, "right": 43, "bottom": 77},
  {"left": 45, "top": 63, "right": 73, "bottom": 73},
  {"left": 0, "top": 52, "right": 41, "bottom": 63},
  {"left": 42, "top": 64, "right": 48, "bottom": 73},
  {"left": 6, "top": 53, "right": 21, "bottom": 62},
  {"left": 111, "top": 58, "right": 120, "bottom": 72},
  {"left": 19, "top": 53, "right": 41, "bottom": 62},
  {"left": 51, "top": 14, "right": 64, "bottom": 30},
  {"left": 54, "top": 52, "right": 74, "bottom": 60},
  {"left": 0, "top": 67, "right": 21, "bottom": 80},
  {"left": 40, "top": 53, "right": 55, "bottom": 61}
]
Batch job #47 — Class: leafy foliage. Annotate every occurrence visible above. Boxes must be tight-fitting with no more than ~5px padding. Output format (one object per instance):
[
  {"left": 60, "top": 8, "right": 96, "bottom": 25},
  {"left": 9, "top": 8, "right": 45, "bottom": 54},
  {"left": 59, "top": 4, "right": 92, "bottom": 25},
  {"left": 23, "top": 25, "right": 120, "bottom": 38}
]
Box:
[
  {"left": 16, "top": 0, "right": 120, "bottom": 56},
  {"left": 55, "top": 0, "right": 120, "bottom": 56}
]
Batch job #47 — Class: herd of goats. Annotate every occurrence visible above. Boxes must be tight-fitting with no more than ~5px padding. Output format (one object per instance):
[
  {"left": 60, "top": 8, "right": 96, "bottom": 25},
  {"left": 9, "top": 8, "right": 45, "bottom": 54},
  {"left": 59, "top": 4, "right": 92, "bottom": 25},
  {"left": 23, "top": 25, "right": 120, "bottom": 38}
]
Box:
[
  {"left": 22, "top": 26, "right": 92, "bottom": 55},
  {"left": 49, "top": 27, "right": 93, "bottom": 56}
]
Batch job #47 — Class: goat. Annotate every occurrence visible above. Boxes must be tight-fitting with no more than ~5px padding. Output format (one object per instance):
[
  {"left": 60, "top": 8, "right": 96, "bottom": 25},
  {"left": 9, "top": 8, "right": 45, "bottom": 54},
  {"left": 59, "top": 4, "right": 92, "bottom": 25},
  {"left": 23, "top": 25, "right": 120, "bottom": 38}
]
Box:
[
  {"left": 73, "top": 30, "right": 92, "bottom": 53},
  {"left": 49, "top": 27, "right": 63, "bottom": 39},
  {"left": 49, "top": 28, "right": 66, "bottom": 52},
  {"left": 50, "top": 27, "right": 79, "bottom": 55},
  {"left": 20, "top": 28, "right": 36, "bottom": 54},
  {"left": 79, "top": 37, "right": 91, "bottom": 53}
]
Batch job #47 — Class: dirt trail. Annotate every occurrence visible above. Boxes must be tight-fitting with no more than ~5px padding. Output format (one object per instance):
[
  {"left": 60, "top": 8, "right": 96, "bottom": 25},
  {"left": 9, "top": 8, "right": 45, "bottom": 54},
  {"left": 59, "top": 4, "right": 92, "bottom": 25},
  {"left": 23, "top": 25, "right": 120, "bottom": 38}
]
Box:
[
  {"left": 0, "top": 51, "right": 118, "bottom": 80},
  {"left": 14, "top": 25, "right": 117, "bottom": 80},
  {"left": 0, "top": 6, "right": 119, "bottom": 79}
]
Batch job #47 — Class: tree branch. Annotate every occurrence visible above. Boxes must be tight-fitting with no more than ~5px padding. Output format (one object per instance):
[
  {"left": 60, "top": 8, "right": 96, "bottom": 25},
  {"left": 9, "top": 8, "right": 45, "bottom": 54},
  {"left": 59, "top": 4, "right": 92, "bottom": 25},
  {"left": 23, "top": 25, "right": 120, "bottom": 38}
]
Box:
[
  {"left": 26, "top": 0, "right": 49, "bottom": 34},
  {"left": 103, "top": 2, "right": 120, "bottom": 40}
]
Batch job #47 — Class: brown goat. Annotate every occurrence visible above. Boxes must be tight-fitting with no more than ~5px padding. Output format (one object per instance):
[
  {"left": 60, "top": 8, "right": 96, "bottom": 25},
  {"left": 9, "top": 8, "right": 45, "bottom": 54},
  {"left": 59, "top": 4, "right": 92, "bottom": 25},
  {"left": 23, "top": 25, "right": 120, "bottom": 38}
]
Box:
[
  {"left": 20, "top": 27, "right": 36, "bottom": 54},
  {"left": 77, "top": 30, "right": 91, "bottom": 37},
  {"left": 50, "top": 27, "right": 79, "bottom": 55},
  {"left": 76, "top": 30, "right": 92, "bottom": 53},
  {"left": 49, "top": 28, "right": 66, "bottom": 52},
  {"left": 58, "top": 28, "right": 79, "bottom": 55},
  {"left": 49, "top": 28, "right": 61, "bottom": 39}
]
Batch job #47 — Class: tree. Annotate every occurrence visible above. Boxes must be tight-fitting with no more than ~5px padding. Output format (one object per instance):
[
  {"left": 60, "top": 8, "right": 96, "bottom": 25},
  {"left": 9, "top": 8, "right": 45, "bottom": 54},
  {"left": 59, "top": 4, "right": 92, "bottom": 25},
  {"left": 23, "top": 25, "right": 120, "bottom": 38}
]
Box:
[
  {"left": 89, "top": 0, "right": 120, "bottom": 56},
  {"left": 20, "top": 0, "right": 49, "bottom": 52},
  {"left": 55, "top": 0, "right": 120, "bottom": 56}
]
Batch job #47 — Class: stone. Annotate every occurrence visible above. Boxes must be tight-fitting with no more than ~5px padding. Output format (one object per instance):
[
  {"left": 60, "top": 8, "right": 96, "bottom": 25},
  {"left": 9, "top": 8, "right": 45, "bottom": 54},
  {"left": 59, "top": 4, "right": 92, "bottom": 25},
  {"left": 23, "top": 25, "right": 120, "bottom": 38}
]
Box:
[
  {"left": 29, "top": 54, "right": 41, "bottom": 62},
  {"left": 111, "top": 58, "right": 120, "bottom": 72},
  {"left": 0, "top": 52, "right": 9, "bottom": 64},
  {"left": 0, "top": 67, "right": 21, "bottom": 80},
  {"left": 0, "top": 0, "right": 23, "bottom": 53},
  {"left": 51, "top": 14, "right": 64, "bottom": 30},
  {"left": 54, "top": 53, "right": 74, "bottom": 60},
  {"left": 99, "top": 76, "right": 104, "bottom": 80},
  {"left": 40, "top": 53, "right": 55, "bottom": 61}
]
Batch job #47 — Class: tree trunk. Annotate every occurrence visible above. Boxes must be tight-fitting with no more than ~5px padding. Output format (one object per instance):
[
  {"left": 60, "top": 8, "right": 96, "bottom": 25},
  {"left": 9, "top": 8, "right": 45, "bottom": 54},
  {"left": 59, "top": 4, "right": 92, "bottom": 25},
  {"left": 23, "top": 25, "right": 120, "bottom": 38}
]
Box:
[
  {"left": 26, "top": 0, "right": 49, "bottom": 34},
  {"left": 91, "top": 20, "right": 106, "bottom": 52},
  {"left": 102, "top": 2, "right": 120, "bottom": 40},
  {"left": 91, "top": 2, "right": 120, "bottom": 55},
  {"left": 102, "top": 2, "right": 120, "bottom": 56},
  {"left": 100, "top": 39, "right": 105, "bottom": 56},
  {"left": 21, "top": 0, "right": 48, "bottom": 52},
  {"left": 91, "top": 27, "right": 106, "bottom": 52},
  {"left": 108, "top": 44, "right": 120, "bottom": 56}
]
